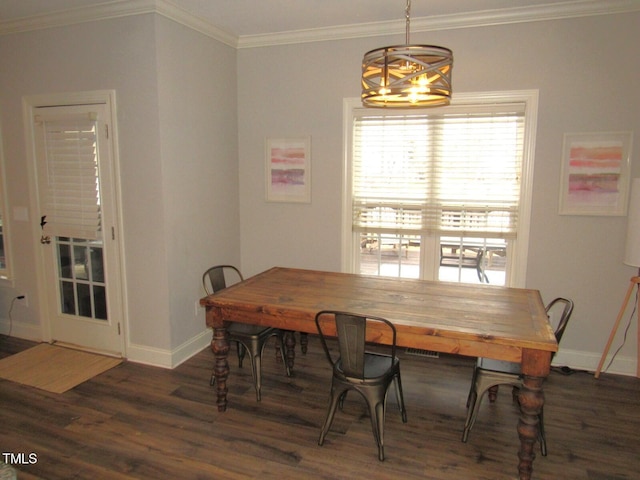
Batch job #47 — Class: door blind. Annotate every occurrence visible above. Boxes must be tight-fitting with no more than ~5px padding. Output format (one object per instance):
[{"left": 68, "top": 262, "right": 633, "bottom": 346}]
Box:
[
  {"left": 35, "top": 112, "right": 101, "bottom": 240},
  {"left": 352, "top": 103, "right": 524, "bottom": 239}
]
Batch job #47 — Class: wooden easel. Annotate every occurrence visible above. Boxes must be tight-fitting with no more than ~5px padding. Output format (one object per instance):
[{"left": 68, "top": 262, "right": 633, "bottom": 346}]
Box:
[{"left": 594, "top": 276, "right": 640, "bottom": 379}]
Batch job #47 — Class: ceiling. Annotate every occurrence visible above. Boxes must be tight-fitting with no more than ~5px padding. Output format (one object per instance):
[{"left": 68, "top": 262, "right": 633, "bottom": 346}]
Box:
[{"left": 0, "top": 0, "right": 634, "bottom": 39}]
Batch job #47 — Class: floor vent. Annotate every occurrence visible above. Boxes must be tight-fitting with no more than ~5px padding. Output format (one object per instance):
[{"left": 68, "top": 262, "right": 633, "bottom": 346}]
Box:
[{"left": 405, "top": 348, "right": 439, "bottom": 358}]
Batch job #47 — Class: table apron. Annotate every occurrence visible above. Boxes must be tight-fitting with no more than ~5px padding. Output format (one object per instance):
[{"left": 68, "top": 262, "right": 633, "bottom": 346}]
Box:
[{"left": 206, "top": 305, "right": 528, "bottom": 364}]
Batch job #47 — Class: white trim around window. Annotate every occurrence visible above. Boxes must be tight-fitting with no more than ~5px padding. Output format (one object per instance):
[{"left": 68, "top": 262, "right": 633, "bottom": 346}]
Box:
[{"left": 0, "top": 119, "right": 11, "bottom": 283}]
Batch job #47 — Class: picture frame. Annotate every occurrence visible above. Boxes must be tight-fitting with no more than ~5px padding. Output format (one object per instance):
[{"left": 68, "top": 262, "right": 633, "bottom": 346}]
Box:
[
  {"left": 558, "top": 131, "right": 632, "bottom": 216},
  {"left": 265, "top": 137, "right": 311, "bottom": 203}
]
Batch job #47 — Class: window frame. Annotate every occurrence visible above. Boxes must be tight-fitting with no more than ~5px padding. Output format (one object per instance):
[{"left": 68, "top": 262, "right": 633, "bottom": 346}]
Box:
[
  {"left": 0, "top": 119, "right": 11, "bottom": 282},
  {"left": 341, "top": 90, "right": 538, "bottom": 287}
]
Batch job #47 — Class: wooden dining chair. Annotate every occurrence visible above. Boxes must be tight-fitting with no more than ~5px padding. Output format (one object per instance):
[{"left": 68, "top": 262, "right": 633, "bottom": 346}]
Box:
[
  {"left": 461, "top": 297, "right": 574, "bottom": 456},
  {"left": 203, "top": 265, "right": 290, "bottom": 401},
  {"left": 315, "top": 310, "right": 408, "bottom": 461}
]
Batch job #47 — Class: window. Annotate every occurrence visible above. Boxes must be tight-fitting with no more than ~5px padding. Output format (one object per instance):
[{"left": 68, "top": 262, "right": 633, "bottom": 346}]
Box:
[{"left": 342, "top": 91, "right": 538, "bottom": 287}]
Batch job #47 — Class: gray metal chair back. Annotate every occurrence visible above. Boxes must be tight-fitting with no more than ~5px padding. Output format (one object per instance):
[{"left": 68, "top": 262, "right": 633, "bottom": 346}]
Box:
[
  {"left": 333, "top": 312, "right": 396, "bottom": 379},
  {"left": 546, "top": 297, "right": 574, "bottom": 352},
  {"left": 202, "top": 264, "right": 242, "bottom": 295}
]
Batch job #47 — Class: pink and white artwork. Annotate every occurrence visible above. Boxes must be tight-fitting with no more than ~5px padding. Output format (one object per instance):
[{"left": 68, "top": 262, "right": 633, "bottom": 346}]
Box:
[
  {"left": 559, "top": 132, "right": 631, "bottom": 216},
  {"left": 266, "top": 137, "right": 311, "bottom": 203}
]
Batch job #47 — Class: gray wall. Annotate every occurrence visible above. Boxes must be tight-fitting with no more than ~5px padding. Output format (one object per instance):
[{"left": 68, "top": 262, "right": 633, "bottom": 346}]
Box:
[
  {"left": 238, "top": 13, "right": 640, "bottom": 374},
  {"left": 0, "top": 13, "right": 240, "bottom": 366}
]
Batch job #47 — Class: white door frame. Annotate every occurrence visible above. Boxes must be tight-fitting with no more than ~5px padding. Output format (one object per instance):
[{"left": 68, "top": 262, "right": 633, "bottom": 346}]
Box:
[{"left": 23, "top": 90, "right": 128, "bottom": 356}]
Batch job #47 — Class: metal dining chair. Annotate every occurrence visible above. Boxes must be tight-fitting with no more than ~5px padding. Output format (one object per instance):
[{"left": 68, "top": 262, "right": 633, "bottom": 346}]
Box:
[
  {"left": 315, "top": 310, "right": 408, "bottom": 461},
  {"left": 203, "top": 265, "right": 290, "bottom": 401},
  {"left": 461, "top": 297, "right": 574, "bottom": 456}
]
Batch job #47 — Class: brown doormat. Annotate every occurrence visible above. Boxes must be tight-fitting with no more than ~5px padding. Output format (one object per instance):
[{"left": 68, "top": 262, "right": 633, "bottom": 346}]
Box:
[{"left": 0, "top": 343, "right": 122, "bottom": 393}]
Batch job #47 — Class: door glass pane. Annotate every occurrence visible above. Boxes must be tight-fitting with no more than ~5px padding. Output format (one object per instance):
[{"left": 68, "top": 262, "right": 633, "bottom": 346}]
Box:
[
  {"left": 74, "top": 244, "right": 88, "bottom": 280},
  {"left": 58, "top": 243, "right": 72, "bottom": 279},
  {"left": 439, "top": 236, "right": 506, "bottom": 285},
  {"left": 76, "top": 283, "right": 91, "bottom": 317},
  {"left": 89, "top": 245, "right": 104, "bottom": 283},
  {"left": 94, "top": 285, "right": 107, "bottom": 320},
  {"left": 55, "top": 237, "right": 108, "bottom": 320},
  {"left": 359, "top": 233, "right": 420, "bottom": 278},
  {"left": 60, "top": 280, "right": 75, "bottom": 314}
]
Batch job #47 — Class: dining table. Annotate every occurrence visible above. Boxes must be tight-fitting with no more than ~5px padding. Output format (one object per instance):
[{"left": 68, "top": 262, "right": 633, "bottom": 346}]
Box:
[{"left": 201, "top": 266, "right": 557, "bottom": 480}]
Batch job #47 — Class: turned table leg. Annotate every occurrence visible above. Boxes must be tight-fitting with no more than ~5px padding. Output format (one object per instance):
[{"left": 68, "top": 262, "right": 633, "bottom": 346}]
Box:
[
  {"left": 517, "top": 349, "right": 550, "bottom": 480},
  {"left": 517, "top": 375, "right": 544, "bottom": 480},
  {"left": 284, "top": 330, "right": 296, "bottom": 371},
  {"left": 211, "top": 325, "right": 230, "bottom": 412}
]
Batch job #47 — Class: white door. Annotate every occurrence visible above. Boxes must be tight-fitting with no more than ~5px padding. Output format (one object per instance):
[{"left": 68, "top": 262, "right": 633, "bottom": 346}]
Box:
[{"left": 30, "top": 97, "right": 124, "bottom": 355}]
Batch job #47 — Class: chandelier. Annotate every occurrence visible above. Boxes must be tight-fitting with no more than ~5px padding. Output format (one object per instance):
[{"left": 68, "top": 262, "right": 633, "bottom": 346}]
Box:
[{"left": 361, "top": 0, "right": 453, "bottom": 108}]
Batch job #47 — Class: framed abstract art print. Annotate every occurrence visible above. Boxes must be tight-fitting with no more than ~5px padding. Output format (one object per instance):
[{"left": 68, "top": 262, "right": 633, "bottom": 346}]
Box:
[
  {"left": 558, "top": 131, "right": 632, "bottom": 216},
  {"left": 265, "top": 137, "right": 311, "bottom": 203}
]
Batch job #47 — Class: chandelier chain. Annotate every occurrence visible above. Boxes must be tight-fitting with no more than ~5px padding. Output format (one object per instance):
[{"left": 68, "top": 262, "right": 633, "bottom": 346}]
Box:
[{"left": 405, "top": 0, "right": 411, "bottom": 44}]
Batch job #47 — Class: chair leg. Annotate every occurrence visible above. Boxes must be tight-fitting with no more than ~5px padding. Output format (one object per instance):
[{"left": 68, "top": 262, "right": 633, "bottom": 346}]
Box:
[
  {"left": 466, "top": 367, "right": 479, "bottom": 408},
  {"left": 365, "top": 395, "right": 387, "bottom": 461},
  {"left": 338, "top": 390, "right": 348, "bottom": 410},
  {"left": 238, "top": 337, "right": 265, "bottom": 402},
  {"left": 276, "top": 332, "right": 291, "bottom": 377},
  {"left": 512, "top": 386, "right": 520, "bottom": 403},
  {"left": 236, "top": 341, "right": 246, "bottom": 368},
  {"left": 488, "top": 385, "right": 499, "bottom": 402},
  {"left": 538, "top": 409, "right": 547, "bottom": 456},
  {"left": 462, "top": 388, "right": 479, "bottom": 443},
  {"left": 393, "top": 373, "right": 407, "bottom": 423},
  {"left": 251, "top": 347, "right": 262, "bottom": 401},
  {"left": 319, "top": 384, "right": 347, "bottom": 446}
]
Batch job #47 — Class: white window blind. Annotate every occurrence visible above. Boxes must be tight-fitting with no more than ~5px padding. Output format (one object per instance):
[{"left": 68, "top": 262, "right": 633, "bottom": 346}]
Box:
[
  {"left": 352, "top": 103, "right": 524, "bottom": 239},
  {"left": 35, "top": 112, "right": 101, "bottom": 240}
]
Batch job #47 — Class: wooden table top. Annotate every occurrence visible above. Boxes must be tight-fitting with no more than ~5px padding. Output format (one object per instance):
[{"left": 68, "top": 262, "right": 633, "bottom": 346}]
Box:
[{"left": 202, "top": 266, "right": 557, "bottom": 364}]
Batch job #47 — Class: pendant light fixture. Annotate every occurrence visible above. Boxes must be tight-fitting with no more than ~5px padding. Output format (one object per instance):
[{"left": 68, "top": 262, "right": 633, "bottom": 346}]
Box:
[{"left": 361, "top": 0, "right": 453, "bottom": 108}]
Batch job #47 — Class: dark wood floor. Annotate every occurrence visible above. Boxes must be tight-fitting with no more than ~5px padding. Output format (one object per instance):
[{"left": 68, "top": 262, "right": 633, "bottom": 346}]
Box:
[{"left": 1, "top": 334, "right": 638, "bottom": 480}]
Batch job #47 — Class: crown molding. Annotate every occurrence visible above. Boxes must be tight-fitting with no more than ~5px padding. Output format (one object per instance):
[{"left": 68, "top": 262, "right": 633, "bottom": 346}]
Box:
[
  {"left": 237, "top": 0, "right": 640, "bottom": 48},
  {"left": 1, "top": 0, "right": 637, "bottom": 51},
  {"left": 0, "top": 0, "right": 238, "bottom": 47},
  {"left": 154, "top": 0, "right": 237, "bottom": 48},
  {"left": 0, "top": 0, "right": 155, "bottom": 36}
]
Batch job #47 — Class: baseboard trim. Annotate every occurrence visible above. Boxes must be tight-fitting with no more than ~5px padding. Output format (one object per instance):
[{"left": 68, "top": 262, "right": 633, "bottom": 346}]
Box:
[
  {"left": 0, "top": 320, "right": 42, "bottom": 341},
  {"left": 553, "top": 348, "right": 636, "bottom": 377},
  {"left": 126, "top": 329, "right": 211, "bottom": 369},
  {"left": 3, "top": 322, "right": 634, "bottom": 376}
]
